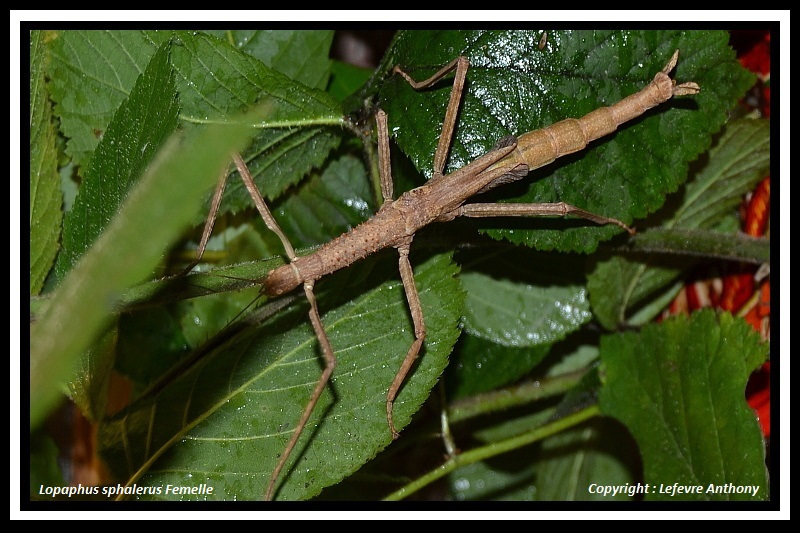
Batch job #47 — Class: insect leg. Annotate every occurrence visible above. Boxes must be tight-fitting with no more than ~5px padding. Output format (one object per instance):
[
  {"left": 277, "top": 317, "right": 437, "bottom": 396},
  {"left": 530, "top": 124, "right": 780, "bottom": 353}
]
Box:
[
  {"left": 230, "top": 153, "right": 338, "bottom": 501},
  {"left": 265, "top": 280, "right": 337, "bottom": 500},
  {"left": 375, "top": 109, "right": 394, "bottom": 203},
  {"left": 394, "top": 56, "right": 469, "bottom": 180},
  {"left": 457, "top": 201, "right": 635, "bottom": 234},
  {"left": 231, "top": 153, "right": 299, "bottom": 262},
  {"left": 386, "top": 242, "right": 427, "bottom": 440},
  {"left": 182, "top": 165, "right": 229, "bottom": 274}
]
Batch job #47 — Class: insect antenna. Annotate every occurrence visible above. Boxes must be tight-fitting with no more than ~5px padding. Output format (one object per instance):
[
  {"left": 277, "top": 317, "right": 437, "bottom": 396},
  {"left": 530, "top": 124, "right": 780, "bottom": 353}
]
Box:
[{"left": 130, "top": 286, "right": 295, "bottom": 403}]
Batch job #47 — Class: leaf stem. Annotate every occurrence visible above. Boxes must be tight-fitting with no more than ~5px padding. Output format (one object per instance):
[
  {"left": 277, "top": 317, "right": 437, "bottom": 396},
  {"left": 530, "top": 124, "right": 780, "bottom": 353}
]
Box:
[
  {"left": 448, "top": 370, "right": 587, "bottom": 424},
  {"left": 383, "top": 404, "right": 600, "bottom": 500},
  {"left": 179, "top": 115, "right": 346, "bottom": 129}
]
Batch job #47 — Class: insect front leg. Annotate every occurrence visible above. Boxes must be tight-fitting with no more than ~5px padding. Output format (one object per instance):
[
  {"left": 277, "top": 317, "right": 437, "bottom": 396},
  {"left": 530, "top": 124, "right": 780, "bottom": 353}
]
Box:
[
  {"left": 375, "top": 109, "right": 394, "bottom": 203},
  {"left": 183, "top": 151, "right": 300, "bottom": 274}
]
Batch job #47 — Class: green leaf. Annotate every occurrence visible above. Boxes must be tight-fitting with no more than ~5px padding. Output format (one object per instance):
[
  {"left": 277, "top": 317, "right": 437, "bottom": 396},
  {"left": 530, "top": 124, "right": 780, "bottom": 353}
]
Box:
[
  {"left": 328, "top": 60, "right": 373, "bottom": 103},
  {"left": 47, "top": 30, "right": 171, "bottom": 171},
  {"left": 65, "top": 328, "right": 117, "bottom": 422},
  {"left": 669, "top": 118, "right": 771, "bottom": 230},
  {"left": 533, "top": 418, "right": 639, "bottom": 501},
  {"left": 30, "top": 103, "right": 262, "bottom": 430},
  {"left": 116, "top": 308, "right": 191, "bottom": 386},
  {"left": 379, "top": 30, "right": 754, "bottom": 253},
  {"left": 447, "top": 244, "right": 595, "bottom": 400},
  {"left": 47, "top": 30, "right": 344, "bottom": 217},
  {"left": 626, "top": 228, "right": 770, "bottom": 264},
  {"left": 446, "top": 333, "right": 550, "bottom": 398},
  {"left": 448, "top": 451, "right": 538, "bottom": 501},
  {"left": 461, "top": 249, "right": 592, "bottom": 347},
  {"left": 588, "top": 254, "right": 689, "bottom": 332},
  {"left": 598, "top": 310, "right": 769, "bottom": 501},
  {"left": 99, "top": 252, "right": 464, "bottom": 501},
  {"left": 204, "top": 30, "right": 334, "bottom": 90},
  {"left": 544, "top": 342, "right": 599, "bottom": 377},
  {"left": 170, "top": 31, "right": 343, "bottom": 217},
  {"left": 115, "top": 224, "right": 271, "bottom": 391},
  {"left": 273, "top": 154, "right": 375, "bottom": 249},
  {"left": 54, "top": 42, "right": 180, "bottom": 280},
  {"left": 450, "top": 366, "right": 608, "bottom": 501},
  {"left": 30, "top": 30, "right": 63, "bottom": 295},
  {"left": 43, "top": 42, "right": 179, "bottom": 420},
  {"left": 588, "top": 118, "right": 770, "bottom": 329}
]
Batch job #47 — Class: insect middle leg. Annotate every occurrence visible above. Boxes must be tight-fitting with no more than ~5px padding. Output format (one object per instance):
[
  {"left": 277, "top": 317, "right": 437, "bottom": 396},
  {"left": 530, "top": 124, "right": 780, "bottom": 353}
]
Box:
[
  {"left": 381, "top": 55, "right": 474, "bottom": 446},
  {"left": 375, "top": 109, "right": 428, "bottom": 439}
]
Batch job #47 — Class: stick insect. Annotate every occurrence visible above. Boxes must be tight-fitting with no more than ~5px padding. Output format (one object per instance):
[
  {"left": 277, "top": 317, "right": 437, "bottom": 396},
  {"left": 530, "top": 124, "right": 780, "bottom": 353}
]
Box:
[{"left": 192, "top": 49, "right": 699, "bottom": 500}]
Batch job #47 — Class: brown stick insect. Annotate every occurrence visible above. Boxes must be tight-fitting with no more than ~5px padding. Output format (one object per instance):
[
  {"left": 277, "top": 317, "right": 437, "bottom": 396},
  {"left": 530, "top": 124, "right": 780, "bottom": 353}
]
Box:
[{"left": 190, "top": 49, "right": 699, "bottom": 500}]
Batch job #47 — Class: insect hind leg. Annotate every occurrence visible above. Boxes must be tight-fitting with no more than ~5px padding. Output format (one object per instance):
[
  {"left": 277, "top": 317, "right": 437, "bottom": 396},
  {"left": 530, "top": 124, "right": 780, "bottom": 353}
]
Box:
[
  {"left": 386, "top": 242, "right": 427, "bottom": 440},
  {"left": 230, "top": 153, "right": 338, "bottom": 501}
]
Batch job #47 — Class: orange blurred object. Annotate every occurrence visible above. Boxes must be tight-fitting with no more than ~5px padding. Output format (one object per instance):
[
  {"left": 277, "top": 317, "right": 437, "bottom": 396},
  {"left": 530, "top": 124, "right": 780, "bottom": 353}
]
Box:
[{"left": 663, "top": 30, "right": 771, "bottom": 438}]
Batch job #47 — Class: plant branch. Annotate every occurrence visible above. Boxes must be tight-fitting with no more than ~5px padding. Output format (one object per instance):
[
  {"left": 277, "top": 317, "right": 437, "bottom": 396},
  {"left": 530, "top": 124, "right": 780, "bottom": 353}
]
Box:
[
  {"left": 383, "top": 404, "right": 600, "bottom": 500},
  {"left": 623, "top": 228, "right": 770, "bottom": 265},
  {"left": 448, "top": 370, "right": 588, "bottom": 424}
]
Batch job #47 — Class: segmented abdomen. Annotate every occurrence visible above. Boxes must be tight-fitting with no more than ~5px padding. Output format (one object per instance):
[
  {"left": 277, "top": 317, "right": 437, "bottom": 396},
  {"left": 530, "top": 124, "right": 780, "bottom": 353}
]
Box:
[{"left": 493, "top": 70, "right": 675, "bottom": 173}]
